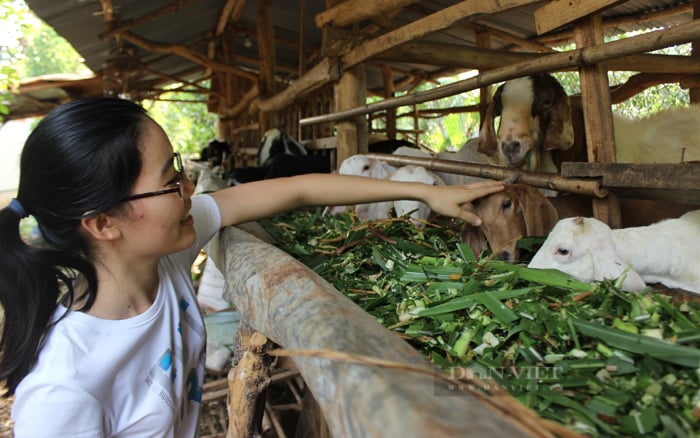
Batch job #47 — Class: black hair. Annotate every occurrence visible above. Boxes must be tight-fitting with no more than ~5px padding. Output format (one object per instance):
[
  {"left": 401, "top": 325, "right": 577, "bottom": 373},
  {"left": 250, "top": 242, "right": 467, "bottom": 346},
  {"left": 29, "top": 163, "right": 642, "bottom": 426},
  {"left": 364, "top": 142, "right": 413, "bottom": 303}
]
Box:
[{"left": 0, "top": 96, "right": 149, "bottom": 395}]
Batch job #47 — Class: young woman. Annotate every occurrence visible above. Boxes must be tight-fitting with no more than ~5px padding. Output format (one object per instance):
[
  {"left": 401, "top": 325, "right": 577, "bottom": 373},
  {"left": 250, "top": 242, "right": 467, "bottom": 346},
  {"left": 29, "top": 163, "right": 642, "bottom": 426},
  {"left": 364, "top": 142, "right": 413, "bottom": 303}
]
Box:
[{"left": 0, "top": 97, "right": 503, "bottom": 436}]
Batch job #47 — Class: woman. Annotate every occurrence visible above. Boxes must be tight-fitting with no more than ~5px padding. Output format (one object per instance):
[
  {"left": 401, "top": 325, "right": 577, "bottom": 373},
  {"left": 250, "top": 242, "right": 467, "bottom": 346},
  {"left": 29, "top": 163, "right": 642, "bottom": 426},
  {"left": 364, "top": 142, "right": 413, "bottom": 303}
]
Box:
[{"left": 0, "top": 97, "right": 502, "bottom": 436}]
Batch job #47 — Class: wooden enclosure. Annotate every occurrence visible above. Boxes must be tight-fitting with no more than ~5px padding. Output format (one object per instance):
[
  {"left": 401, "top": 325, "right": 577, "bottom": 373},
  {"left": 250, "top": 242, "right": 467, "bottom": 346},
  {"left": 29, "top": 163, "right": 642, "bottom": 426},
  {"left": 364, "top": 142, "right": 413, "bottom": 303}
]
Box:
[
  {"left": 13, "top": 1, "right": 700, "bottom": 221},
  {"left": 10, "top": 1, "right": 700, "bottom": 435}
]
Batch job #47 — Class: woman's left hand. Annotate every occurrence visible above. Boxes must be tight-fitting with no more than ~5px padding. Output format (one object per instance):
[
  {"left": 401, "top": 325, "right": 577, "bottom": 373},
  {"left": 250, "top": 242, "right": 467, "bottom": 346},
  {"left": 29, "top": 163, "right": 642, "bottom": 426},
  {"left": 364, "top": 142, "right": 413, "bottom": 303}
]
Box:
[{"left": 422, "top": 180, "right": 504, "bottom": 226}]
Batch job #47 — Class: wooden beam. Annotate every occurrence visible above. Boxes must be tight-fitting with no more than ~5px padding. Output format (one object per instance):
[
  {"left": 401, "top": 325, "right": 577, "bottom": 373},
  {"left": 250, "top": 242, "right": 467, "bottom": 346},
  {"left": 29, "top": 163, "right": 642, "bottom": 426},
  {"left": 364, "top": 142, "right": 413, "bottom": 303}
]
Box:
[
  {"left": 315, "top": 0, "right": 420, "bottom": 28},
  {"left": 561, "top": 163, "right": 700, "bottom": 205},
  {"left": 379, "top": 41, "right": 700, "bottom": 74},
  {"left": 341, "top": 0, "right": 542, "bottom": 67},
  {"left": 406, "top": 3, "right": 553, "bottom": 53},
  {"left": 255, "top": 57, "right": 340, "bottom": 112},
  {"left": 537, "top": 3, "right": 691, "bottom": 46},
  {"left": 535, "top": 0, "right": 627, "bottom": 35},
  {"left": 223, "top": 84, "right": 259, "bottom": 119},
  {"left": 99, "top": 0, "right": 202, "bottom": 40},
  {"left": 118, "top": 31, "right": 258, "bottom": 81}
]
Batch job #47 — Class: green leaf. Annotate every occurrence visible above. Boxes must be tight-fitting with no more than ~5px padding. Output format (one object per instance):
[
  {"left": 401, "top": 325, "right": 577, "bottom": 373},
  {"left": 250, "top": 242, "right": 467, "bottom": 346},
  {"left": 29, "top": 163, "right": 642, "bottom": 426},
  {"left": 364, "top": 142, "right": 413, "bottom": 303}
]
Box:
[{"left": 572, "top": 319, "right": 700, "bottom": 368}]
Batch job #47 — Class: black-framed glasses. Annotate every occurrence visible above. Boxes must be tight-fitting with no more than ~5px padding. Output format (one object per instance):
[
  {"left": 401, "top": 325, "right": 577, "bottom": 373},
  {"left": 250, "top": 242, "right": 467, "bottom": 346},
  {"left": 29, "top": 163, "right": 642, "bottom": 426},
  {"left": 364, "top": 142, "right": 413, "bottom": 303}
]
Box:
[{"left": 121, "top": 152, "right": 184, "bottom": 202}]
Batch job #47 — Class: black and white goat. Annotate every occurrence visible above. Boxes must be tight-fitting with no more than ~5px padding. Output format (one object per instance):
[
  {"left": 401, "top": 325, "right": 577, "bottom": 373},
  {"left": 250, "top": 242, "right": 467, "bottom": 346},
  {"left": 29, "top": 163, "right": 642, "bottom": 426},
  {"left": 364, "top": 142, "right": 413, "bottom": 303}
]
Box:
[
  {"left": 477, "top": 73, "right": 700, "bottom": 172},
  {"left": 257, "top": 128, "right": 308, "bottom": 166}
]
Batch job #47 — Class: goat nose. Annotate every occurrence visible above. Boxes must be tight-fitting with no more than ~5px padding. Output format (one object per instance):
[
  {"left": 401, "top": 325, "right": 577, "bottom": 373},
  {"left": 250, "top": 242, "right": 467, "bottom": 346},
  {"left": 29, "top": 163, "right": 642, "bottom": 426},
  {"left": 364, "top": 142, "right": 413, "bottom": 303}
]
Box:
[
  {"left": 496, "top": 250, "right": 511, "bottom": 261},
  {"left": 501, "top": 141, "right": 521, "bottom": 156}
]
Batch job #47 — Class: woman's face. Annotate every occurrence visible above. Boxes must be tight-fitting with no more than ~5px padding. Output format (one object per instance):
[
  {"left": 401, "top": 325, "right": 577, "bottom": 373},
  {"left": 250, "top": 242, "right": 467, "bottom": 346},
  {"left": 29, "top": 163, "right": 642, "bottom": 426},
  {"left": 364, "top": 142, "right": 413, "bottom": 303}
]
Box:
[{"left": 118, "top": 119, "right": 196, "bottom": 259}]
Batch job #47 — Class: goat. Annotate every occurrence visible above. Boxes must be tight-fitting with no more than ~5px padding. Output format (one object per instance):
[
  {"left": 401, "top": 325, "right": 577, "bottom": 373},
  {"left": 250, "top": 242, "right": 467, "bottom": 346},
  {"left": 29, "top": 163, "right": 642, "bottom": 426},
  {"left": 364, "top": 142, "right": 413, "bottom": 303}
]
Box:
[
  {"left": 461, "top": 184, "right": 565, "bottom": 262},
  {"left": 477, "top": 73, "right": 700, "bottom": 172},
  {"left": 328, "top": 155, "right": 398, "bottom": 220},
  {"left": 392, "top": 138, "right": 497, "bottom": 185},
  {"left": 528, "top": 210, "right": 700, "bottom": 293},
  {"left": 257, "top": 128, "right": 308, "bottom": 166},
  {"left": 460, "top": 183, "right": 694, "bottom": 262},
  {"left": 390, "top": 165, "right": 446, "bottom": 226}
]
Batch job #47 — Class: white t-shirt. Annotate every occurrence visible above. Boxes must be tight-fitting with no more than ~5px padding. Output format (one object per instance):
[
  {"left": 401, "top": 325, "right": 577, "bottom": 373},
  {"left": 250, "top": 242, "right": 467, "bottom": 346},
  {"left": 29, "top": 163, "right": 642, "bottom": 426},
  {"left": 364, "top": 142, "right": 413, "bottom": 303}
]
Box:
[{"left": 12, "top": 194, "right": 222, "bottom": 437}]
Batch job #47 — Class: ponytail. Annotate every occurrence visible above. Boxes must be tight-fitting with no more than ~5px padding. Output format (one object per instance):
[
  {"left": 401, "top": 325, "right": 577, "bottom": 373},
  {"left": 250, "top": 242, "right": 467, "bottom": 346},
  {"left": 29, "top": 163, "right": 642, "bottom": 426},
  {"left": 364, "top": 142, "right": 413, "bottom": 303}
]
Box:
[
  {"left": 0, "top": 96, "right": 146, "bottom": 396},
  {"left": 0, "top": 204, "right": 97, "bottom": 396}
]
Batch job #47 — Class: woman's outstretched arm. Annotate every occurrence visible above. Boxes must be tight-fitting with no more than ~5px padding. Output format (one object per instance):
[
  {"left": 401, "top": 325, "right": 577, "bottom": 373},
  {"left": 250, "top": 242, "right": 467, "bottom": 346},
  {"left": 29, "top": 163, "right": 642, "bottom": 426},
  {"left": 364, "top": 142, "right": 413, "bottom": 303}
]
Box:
[{"left": 209, "top": 173, "right": 504, "bottom": 228}]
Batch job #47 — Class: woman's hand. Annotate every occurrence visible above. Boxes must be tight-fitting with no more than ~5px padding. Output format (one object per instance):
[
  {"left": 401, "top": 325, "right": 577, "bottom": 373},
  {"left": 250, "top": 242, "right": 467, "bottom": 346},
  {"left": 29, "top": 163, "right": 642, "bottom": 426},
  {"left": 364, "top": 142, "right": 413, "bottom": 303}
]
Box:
[{"left": 420, "top": 180, "right": 504, "bottom": 226}]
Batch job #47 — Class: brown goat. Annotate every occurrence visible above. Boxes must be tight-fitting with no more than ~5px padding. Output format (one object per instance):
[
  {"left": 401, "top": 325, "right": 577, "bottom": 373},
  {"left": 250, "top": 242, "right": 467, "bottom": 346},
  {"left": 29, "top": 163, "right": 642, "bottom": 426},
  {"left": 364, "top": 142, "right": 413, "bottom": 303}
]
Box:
[
  {"left": 461, "top": 184, "right": 693, "bottom": 263},
  {"left": 462, "top": 184, "right": 563, "bottom": 262}
]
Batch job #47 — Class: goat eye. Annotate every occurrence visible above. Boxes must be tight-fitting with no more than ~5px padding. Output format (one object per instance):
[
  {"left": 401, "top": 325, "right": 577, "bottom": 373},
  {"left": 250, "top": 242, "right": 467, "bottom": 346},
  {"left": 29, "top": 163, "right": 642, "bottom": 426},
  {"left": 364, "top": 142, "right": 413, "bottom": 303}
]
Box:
[
  {"left": 502, "top": 199, "right": 512, "bottom": 210},
  {"left": 362, "top": 165, "right": 370, "bottom": 172},
  {"left": 555, "top": 248, "right": 570, "bottom": 256}
]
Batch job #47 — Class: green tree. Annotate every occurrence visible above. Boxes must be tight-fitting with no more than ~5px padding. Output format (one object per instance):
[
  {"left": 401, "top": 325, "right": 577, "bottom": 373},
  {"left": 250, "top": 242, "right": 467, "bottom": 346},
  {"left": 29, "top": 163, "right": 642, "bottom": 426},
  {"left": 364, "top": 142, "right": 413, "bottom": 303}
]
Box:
[
  {"left": 22, "top": 21, "right": 89, "bottom": 77},
  {"left": 143, "top": 88, "right": 218, "bottom": 158},
  {"left": 0, "top": 0, "right": 31, "bottom": 120}
]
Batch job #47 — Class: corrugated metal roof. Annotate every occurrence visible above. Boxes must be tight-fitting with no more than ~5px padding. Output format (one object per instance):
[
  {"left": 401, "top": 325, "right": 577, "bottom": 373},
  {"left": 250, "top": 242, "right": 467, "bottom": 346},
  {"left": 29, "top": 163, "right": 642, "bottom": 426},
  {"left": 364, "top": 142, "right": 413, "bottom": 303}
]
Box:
[{"left": 16, "top": 0, "right": 696, "bottom": 113}]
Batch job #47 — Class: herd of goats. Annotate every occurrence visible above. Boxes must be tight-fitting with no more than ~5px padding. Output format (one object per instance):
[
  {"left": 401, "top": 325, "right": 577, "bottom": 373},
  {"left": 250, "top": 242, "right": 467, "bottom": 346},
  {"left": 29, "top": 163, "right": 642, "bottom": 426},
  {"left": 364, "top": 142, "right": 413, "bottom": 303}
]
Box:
[{"left": 190, "top": 73, "right": 700, "bottom": 297}]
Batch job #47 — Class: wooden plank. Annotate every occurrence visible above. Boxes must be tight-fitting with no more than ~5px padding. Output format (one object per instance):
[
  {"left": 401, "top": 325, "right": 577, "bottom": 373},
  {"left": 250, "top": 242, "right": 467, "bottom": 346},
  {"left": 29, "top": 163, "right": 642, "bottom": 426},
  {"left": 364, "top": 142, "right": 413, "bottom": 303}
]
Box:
[
  {"left": 341, "top": 0, "right": 541, "bottom": 67},
  {"left": 535, "top": 0, "right": 627, "bottom": 35},
  {"left": 561, "top": 162, "right": 700, "bottom": 205},
  {"left": 315, "top": 0, "right": 420, "bottom": 28}
]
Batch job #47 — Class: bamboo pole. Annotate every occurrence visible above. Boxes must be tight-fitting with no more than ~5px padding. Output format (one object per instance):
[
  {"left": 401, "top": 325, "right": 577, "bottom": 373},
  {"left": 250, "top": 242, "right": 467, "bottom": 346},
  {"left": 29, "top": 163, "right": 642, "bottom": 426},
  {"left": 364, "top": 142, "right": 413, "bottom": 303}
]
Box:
[
  {"left": 364, "top": 153, "right": 608, "bottom": 198},
  {"left": 300, "top": 20, "right": 700, "bottom": 126}
]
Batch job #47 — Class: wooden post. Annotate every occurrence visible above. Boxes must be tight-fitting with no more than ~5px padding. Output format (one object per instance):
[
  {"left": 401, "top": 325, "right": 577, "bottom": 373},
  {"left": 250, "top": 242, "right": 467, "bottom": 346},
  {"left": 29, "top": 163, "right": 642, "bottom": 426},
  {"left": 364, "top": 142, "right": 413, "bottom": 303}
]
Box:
[
  {"left": 328, "top": 0, "right": 367, "bottom": 162},
  {"left": 476, "top": 31, "right": 492, "bottom": 125},
  {"left": 256, "top": 0, "right": 275, "bottom": 134},
  {"left": 691, "top": 0, "right": 700, "bottom": 104},
  {"left": 228, "top": 327, "right": 271, "bottom": 437},
  {"left": 335, "top": 64, "right": 368, "bottom": 159},
  {"left": 382, "top": 63, "right": 397, "bottom": 139},
  {"left": 574, "top": 15, "right": 621, "bottom": 228}
]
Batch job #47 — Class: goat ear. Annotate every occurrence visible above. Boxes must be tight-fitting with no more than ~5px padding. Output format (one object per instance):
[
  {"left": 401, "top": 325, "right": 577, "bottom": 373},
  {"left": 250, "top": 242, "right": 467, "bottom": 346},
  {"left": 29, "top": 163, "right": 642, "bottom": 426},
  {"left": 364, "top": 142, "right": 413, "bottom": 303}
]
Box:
[
  {"left": 515, "top": 186, "right": 559, "bottom": 237},
  {"left": 543, "top": 91, "right": 575, "bottom": 151},
  {"left": 478, "top": 86, "right": 502, "bottom": 156},
  {"left": 461, "top": 224, "right": 488, "bottom": 258}
]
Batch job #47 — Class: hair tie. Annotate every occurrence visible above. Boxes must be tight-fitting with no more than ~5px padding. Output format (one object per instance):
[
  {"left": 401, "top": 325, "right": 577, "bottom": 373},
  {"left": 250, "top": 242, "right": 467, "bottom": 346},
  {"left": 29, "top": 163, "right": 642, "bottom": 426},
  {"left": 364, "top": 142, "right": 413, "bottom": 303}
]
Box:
[{"left": 9, "top": 198, "right": 28, "bottom": 218}]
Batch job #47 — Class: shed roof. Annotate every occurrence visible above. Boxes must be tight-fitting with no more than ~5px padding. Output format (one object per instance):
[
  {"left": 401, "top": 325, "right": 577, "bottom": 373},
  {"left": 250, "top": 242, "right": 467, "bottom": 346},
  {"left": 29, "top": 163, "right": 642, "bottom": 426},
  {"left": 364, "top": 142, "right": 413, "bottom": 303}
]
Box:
[{"left": 11, "top": 0, "right": 695, "bottom": 119}]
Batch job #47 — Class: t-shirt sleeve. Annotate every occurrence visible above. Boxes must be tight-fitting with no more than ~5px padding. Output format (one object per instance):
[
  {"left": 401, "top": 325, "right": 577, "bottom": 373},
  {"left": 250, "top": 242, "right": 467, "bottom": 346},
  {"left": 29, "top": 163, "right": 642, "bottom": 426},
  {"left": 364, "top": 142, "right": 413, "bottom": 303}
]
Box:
[
  {"left": 186, "top": 194, "right": 222, "bottom": 262},
  {"left": 12, "top": 384, "right": 104, "bottom": 437}
]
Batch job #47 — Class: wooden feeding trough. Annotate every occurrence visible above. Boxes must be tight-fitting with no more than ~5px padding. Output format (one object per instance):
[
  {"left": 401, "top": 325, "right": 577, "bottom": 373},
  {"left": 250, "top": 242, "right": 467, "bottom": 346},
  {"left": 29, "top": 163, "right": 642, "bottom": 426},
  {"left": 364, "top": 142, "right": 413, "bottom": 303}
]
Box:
[{"left": 221, "top": 226, "right": 577, "bottom": 437}]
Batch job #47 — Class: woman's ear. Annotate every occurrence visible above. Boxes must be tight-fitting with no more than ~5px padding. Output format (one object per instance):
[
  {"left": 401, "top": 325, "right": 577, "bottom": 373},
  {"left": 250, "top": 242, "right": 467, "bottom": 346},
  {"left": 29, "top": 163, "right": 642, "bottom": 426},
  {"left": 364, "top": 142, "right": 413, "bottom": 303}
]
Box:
[{"left": 80, "top": 213, "right": 122, "bottom": 241}]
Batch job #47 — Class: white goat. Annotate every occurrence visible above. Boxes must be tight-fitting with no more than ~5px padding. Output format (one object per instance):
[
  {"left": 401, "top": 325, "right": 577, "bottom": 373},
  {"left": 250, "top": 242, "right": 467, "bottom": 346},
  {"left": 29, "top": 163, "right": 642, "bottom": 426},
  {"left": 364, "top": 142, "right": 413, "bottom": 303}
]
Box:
[
  {"left": 393, "top": 139, "right": 496, "bottom": 185},
  {"left": 390, "top": 165, "right": 446, "bottom": 226},
  {"left": 328, "top": 155, "right": 397, "bottom": 220},
  {"left": 528, "top": 210, "right": 700, "bottom": 293}
]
